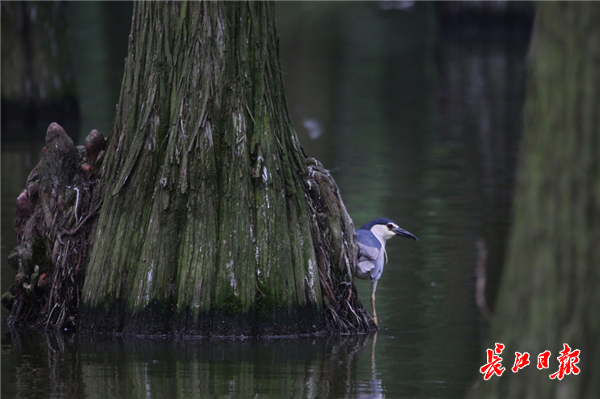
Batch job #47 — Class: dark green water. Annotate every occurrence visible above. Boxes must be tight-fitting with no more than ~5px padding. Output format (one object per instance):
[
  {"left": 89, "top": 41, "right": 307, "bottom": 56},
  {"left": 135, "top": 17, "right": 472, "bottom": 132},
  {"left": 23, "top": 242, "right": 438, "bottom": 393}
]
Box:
[{"left": 2, "top": 2, "right": 529, "bottom": 398}]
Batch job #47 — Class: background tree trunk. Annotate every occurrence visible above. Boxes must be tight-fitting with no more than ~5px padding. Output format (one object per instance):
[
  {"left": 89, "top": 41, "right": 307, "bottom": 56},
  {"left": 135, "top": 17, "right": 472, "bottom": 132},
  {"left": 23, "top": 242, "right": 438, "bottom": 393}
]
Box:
[
  {"left": 470, "top": 3, "right": 599, "bottom": 398},
  {"left": 1, "top": 1, "right": 79, "bottom": 130},
  {"left": 79, "top": 1, "right": 371, "bottom": 335}
]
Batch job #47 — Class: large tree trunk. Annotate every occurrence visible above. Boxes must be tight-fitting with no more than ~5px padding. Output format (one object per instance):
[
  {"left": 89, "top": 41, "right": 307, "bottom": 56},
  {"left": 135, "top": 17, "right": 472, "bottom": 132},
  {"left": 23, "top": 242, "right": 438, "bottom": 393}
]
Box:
[
  {"left": 78, "top": 1, "right": 371, "bottom": 335},
  {"left": 470, "top": 3, "right": 599, "bottom": 398}
]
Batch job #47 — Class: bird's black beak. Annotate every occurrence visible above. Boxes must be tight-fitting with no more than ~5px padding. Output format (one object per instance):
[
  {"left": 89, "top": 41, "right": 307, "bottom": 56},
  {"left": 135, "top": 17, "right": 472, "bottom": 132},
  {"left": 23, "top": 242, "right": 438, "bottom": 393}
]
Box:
[{"left": 393, "top": 227, "right": 419, "bottom": 241}]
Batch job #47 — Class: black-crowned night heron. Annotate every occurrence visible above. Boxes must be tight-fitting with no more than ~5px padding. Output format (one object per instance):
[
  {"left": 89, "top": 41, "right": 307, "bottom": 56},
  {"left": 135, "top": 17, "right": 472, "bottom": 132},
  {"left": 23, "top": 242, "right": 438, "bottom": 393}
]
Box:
[{"left": 355, "top": 218, "right": 418, "bottom": 326}]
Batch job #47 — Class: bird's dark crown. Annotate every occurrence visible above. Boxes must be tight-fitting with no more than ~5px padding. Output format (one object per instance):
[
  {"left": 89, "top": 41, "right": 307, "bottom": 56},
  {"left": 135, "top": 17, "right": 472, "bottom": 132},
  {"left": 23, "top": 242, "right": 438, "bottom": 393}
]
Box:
[{"left": 359, "top": 218, "right": 395, "bottom": 231}]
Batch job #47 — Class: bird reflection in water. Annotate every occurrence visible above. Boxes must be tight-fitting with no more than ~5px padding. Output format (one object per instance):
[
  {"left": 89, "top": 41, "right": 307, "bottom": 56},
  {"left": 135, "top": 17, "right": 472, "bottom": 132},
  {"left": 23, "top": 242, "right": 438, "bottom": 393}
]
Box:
[{"left": 352, "top": 331, "right": 385, "bottom": 399}]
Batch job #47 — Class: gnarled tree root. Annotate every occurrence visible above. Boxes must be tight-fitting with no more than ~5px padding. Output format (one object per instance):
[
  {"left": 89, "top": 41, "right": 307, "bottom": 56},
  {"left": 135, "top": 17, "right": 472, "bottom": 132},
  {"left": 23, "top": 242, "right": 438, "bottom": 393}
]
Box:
[
  {"left": 3, "top": 123, "right": 106, "bottom": 331},
  {"left": 306, "top": 158, "right": 376, "bottom": 333}
]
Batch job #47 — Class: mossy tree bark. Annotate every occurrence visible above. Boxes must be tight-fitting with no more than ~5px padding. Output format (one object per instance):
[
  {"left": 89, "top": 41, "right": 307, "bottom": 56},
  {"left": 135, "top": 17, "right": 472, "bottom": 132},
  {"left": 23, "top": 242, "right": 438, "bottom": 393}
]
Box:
[
  {"left": 79, "top": 1, "right": 371, "bottom": 335},
  {"left": 470, "top": 3, "right": 599, "bottom": 398}
]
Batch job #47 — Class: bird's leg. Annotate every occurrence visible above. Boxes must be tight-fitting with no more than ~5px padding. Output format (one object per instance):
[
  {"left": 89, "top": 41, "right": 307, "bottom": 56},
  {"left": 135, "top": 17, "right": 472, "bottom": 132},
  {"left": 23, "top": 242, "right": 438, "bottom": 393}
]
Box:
[{"left": 371, "top": 280, "right": 378, "bottom": 327}]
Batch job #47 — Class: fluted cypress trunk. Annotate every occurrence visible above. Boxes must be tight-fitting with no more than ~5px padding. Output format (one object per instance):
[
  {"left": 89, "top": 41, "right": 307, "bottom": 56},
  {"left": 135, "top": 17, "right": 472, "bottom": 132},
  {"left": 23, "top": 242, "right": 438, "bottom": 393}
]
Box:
[
  {"left": 79, "top": 1, "right": 371, "bottom": 335},
  {"left": 470, "top": 3, "right": 600, "bottom": 398}
]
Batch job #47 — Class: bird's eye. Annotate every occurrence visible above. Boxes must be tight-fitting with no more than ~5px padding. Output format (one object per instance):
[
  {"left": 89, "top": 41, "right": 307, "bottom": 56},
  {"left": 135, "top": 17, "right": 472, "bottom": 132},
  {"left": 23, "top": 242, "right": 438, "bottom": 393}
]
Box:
[{"left": 387, "top": 223, "right": 393, "bottom": 229}]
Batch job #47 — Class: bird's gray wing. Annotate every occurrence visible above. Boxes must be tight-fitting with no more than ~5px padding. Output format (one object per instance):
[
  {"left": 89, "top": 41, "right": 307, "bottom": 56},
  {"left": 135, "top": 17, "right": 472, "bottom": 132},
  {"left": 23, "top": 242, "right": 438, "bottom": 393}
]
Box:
[
  {"left": 356, "top": 230, "right": 382, "bottom": 261},
  {"left": 356, "top": 230, "right": 383, "bottom": 278}
]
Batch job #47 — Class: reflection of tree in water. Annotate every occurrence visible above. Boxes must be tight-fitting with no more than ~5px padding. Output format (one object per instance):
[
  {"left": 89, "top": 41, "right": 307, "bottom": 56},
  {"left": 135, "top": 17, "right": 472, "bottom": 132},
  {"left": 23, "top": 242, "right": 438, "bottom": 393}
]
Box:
[
  {"left": 2, "top": 330, "right": 385, "bottom": 398},
  {"left": 2, "top": 330, "right": 85, "bottom": 399}
]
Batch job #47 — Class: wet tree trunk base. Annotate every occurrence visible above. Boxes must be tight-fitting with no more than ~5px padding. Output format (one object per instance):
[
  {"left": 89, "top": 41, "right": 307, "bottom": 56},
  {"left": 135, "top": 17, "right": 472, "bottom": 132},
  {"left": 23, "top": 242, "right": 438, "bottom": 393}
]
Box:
[
  {"left": 78, "top": 300, "right": 326, "bottom": 338},
  {"left": 75, "top": 157, "right": 373, "bottom": 337}
]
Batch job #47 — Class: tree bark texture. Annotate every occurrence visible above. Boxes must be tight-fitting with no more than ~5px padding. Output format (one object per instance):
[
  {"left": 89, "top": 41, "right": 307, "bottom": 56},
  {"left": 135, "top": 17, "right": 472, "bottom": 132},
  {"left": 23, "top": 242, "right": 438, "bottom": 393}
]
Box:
[
  {"left": 3, "top": 123, "right": 106, "bottom": 330},
  {"left": 470, "top": 3, "right": 599, "bottom": 398},
  {"left": 79, "top": 1, "right": 371, "bottom": 336}
]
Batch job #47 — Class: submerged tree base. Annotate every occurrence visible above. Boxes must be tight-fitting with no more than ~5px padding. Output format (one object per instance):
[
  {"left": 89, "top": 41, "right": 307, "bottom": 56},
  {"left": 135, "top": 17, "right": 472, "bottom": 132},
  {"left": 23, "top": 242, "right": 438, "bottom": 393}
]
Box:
[{"left": 78, "top": 300, "right": 327, "bottom": 337}]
